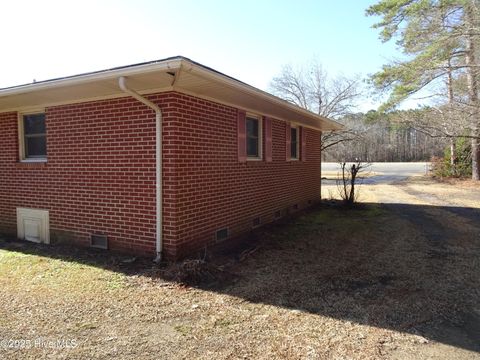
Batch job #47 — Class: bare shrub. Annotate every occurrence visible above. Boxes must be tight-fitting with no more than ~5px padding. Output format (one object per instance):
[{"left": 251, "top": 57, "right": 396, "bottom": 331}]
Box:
[{"left": 337, "top": 161, "right": 370, "bottom": 205}]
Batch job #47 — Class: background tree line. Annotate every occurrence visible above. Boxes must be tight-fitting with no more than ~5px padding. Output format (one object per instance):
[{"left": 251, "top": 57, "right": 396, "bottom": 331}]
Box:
[{"left": 323, "top": 111, "right": 446, "bottom": 162}]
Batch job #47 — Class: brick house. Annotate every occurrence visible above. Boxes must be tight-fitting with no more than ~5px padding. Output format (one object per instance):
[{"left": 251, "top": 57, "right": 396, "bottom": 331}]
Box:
[{"left": 0, "top": 56, "right": 341, "bottom": 260}]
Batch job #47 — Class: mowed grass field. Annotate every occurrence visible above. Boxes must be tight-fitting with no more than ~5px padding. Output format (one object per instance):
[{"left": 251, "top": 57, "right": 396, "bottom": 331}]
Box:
[{"left": 0, "top": 177, "right": 479, "bottom": 360}]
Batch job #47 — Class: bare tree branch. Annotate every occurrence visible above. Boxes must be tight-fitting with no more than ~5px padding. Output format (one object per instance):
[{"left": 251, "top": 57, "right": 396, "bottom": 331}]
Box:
[{"left": 270, "top": 61, "right": 363, "bottom": 152}]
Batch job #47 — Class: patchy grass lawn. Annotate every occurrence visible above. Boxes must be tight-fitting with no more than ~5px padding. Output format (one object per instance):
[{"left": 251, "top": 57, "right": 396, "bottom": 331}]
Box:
[{"left": 1, "top": 181, "right": 479, "bottom": 359}]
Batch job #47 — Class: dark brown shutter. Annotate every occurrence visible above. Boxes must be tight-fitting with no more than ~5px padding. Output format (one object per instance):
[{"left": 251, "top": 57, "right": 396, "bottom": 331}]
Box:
[
  {"left": 237, "top": 110, "right": 247, "bottom": 162},
  {"left": 285, "top": 122, "right": 291, "bottom": 161},
  {"left": 301, "top": 126, "right": 307, "bottom": 162},
  {"left": 264, "top": 117, "right": 272, "bottom": 162}
]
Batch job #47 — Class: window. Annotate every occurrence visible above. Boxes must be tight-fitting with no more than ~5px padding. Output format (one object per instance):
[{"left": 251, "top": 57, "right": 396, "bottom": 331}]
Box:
[
  {"left": 19, "top": 113, "right": 47, "bottom": 160},
  {"left": 246, "top": 115, "right": 262, "bottom": 159},
  {"left": 291, "top": 125, "right": 299, "bottom": 160}
]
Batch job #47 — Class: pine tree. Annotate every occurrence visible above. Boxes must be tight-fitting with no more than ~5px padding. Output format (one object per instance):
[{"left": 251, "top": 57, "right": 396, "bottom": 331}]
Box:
[{"left": 367, "top": 0, "right": 480, "bottom": 180}]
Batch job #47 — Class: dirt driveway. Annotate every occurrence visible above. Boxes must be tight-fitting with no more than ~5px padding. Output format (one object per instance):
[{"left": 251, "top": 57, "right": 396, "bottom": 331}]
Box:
[
  {"left": 322, "top": 176, "right": 480, "bottom": 359},
  {"left": 0, "top": 176, "right": 479, "bottom": 359}
]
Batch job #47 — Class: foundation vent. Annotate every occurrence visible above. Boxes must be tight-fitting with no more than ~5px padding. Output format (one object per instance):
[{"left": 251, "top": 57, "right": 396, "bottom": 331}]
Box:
[
  {"left": 16, "top": 208, "right": 50, "bottom": 244},
  {"left": 215, "top": 228, "right": 228, "bottom": 242},
  {"left": 90, "top": 234, "right": 108, "bottom": 249}
]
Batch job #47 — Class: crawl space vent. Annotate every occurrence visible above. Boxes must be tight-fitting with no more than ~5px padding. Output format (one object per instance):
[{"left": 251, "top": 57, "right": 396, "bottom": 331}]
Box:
[
  {"left": 90, "top": 234, "right": 108, "bottom": 249},
  {"left": 16, "top": 208, "right": 50, "bottom": 244},
  {"left": 215, "top": 228, "right": 228, "bottom": 242}
]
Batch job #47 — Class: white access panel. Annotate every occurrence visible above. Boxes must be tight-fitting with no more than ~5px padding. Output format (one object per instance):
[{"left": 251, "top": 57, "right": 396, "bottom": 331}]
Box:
[{"left": 16, "top": 208, "right": 50, "bottom": 244}]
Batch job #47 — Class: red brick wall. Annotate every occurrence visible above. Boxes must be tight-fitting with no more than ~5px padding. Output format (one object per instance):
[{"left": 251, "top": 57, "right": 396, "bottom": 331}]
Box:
[
  {"left": 0, "top": 91, "right": 321, "bottom": 259},
  {"left": 167, "top": 93, "right": 321, "bottom": 258},
  {"left": 0, "top": 95, "right": 176, "bottom": 256}
]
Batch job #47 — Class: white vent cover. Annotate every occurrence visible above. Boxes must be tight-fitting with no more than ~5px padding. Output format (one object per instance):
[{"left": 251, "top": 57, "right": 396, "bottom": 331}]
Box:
[{"left": 16, "top": 208, "right": 50, "bottom": 244}]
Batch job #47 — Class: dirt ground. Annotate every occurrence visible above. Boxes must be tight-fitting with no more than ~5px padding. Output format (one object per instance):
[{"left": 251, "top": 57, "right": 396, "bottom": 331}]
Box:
[{"left": 1, "top": 176, "right": 479, "bottom": 359}]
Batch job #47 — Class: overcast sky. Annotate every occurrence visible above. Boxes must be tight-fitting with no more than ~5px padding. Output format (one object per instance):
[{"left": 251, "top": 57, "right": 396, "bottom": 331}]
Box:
[{"left": 1, "top": 0, "right": 403, "bottom": 111}]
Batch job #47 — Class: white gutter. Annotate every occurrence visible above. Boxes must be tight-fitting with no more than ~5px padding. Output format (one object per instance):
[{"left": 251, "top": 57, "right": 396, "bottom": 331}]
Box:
[{"left": 118, "top": 76, "right": 163, "bottom": 263}]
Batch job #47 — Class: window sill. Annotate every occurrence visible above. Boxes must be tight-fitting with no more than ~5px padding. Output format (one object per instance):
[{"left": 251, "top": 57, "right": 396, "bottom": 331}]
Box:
[{"left": 16, "top": 160, "right": 47, "bottom": 167}]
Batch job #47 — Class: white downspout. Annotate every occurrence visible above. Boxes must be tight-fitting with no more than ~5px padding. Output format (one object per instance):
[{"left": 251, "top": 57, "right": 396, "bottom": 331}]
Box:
[{"left": 118, "top": 76, "right": 163, "bottom": 263}]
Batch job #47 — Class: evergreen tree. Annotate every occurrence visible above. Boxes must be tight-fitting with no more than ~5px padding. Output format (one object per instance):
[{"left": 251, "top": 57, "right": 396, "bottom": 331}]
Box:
[{"left": 367, "top": 0, "right": 480, "bottom": 180}]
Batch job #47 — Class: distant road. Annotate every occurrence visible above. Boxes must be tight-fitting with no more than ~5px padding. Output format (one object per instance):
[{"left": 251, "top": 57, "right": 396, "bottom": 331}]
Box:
[{"left": 321, "top": 162, "right": 429, "bottom": 185}]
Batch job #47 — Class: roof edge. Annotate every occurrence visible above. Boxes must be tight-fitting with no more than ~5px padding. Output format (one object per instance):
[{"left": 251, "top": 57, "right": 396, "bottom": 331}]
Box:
[
  {"left": 0, "top": 56, "right": 184, "bottom": 96},
  {"left": 0, "top": 56, "right": 343, "bottom": 131},
  {"left": 178, "top": 58, "right": 342, "bottom": 131}
]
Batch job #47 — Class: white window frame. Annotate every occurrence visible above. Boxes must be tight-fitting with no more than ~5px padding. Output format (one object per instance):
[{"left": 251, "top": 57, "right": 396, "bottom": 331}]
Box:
[
  {"left": 246, "top": 114, "right": 263, "bottom": 161},
  {"left": 290, "top": 124, "right": 300, "bottom": 160},
  {"left": 18, "top": 110, "right": 47, "bottom": 162}
]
